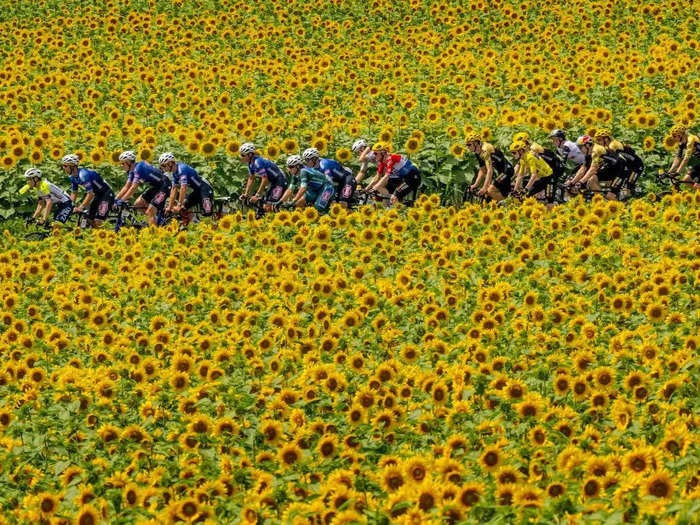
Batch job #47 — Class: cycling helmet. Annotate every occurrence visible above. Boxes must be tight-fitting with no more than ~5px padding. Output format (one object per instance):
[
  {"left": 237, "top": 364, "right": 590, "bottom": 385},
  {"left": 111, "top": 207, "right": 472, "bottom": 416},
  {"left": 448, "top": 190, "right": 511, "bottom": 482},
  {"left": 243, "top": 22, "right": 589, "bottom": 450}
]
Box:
[
  {"left": 119, "top": 150, "right": 137, "bottom": 162},
  {"left": 239, "top": 143, "right": 256, "bottom": 155},
  {"left": 24, "top": 167, "right": 42, "bottom": 178},
  {"left": 670, "top": 124, "right": 688, "bottom": 136},
  {"left": 576, "top": 135, "right": 593, "bottom": 147},
  {"left": 286, "top": 154, "right": 303, "bottom": 168},
  {"left": 302, "top": 147, "right": 320, "bottom": 162},
  {"left": 158, "top": 152, "right": 176, "bottom": 165},
  {"left": 549, "top": 129, "right": 566, "bottom": 140},
  {"left": 351, "top": 139, "right": 369, "bottom": 154},
  {"left": 61, "top": 154, "right": 80, "bottom": 166},
  {"left": 464, "top": 132, "right": 481, "bottom": 144},
  {"left": 594, "top": 128, "right": 612, "bottom": 139},
  {"left": 509, "top": 141, "right": 527, "bottom": 153},
  {"left": 513, "top": 131, "right": 530, "bottom": 143},
  {"left": 371, "top": 142, "right": 390, "bottom": 152}
]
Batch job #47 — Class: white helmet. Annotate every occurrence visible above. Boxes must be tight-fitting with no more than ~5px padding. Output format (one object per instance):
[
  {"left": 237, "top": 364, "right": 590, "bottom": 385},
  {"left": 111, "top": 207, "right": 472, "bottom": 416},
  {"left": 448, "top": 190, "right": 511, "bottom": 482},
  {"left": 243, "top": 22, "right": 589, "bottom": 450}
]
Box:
[
  {"left": 351, "top": 139, "right": 368, "bottom": 154},
  {"left": 24, "top": 168, "right": 42, "bottom": 178},
  {"left": 239, "top": 143, "right": 256, "bottom": 155},
  {"left": 286, "top": 155, "right": 303, "bottom": 168},
  {"left": 61, "top": 154, "right": 80, "bottom": 166},
  {"left": 158, "top": 152, "right": 176, "bottom": 165},
  {"left": 302, "top": 148, "right": 319, "bottom": 162},
  {"left": 119, "top": 150, "right": 137, "bottom": 162}
]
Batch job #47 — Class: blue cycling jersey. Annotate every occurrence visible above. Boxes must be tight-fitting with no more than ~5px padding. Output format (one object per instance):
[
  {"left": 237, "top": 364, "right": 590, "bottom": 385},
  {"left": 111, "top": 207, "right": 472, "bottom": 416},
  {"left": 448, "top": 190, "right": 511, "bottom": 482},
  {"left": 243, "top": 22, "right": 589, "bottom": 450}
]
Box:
[
  {"left": 318, "top": 158, "right": 351, "bottom": 183},
  {"left": 70, "top": 168, "right": 112, "bottom": 195},
  {"left": 248, "top": 156, "right": 286, "bottom": 187},
  {"left": 173, "top": 162, "right": 211, "bottom": 189},
  {"left": 128, "top": 161, "right": 168, "bottom": 186}
]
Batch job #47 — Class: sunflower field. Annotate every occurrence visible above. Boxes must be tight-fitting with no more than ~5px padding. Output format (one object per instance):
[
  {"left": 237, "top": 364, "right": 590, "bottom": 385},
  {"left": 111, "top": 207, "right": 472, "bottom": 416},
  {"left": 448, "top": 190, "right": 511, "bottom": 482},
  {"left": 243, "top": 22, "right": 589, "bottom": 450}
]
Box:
[
  {"left": 0, "top": 194, "right": 699, "bottom": 524},
  {"left": 1, "top": 0, "right": 699, "bottom": 215}
]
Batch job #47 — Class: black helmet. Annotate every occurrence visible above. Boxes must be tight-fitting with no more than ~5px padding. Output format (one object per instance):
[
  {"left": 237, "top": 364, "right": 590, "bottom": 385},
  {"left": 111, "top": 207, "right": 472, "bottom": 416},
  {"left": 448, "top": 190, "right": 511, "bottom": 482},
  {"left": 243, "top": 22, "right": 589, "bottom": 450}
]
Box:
[{"left": 549, "top": 129, "right": 566, "bottom": 140}]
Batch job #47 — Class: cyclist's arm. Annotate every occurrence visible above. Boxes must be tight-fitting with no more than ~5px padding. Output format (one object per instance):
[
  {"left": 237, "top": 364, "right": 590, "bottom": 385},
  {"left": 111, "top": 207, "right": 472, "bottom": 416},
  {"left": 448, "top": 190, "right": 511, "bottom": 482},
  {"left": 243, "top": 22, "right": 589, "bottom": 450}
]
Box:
[
  {"left": 356, "top": 165, "right": 370, "bottom": 184},
  {"left": 669, "top": 156, "right": 681, "bottom": 173},
  {"left": 177, "top": 185, "right": 187, "bottom": 207},
  {"left": 115, "top": 180, "right": 133, "bottom": 201},
  {"left": 579, "top": 164, "right": 598, "bottom": 185},
  {"left": 292, "top": 185, "right": 306, "bottom": 205},
  {"left": 568, "top": 164, "right": 587, "bottom": 185},
  {"left": 471, "top": 166, "right": 485, "bottom": 189},
  {"left": 513, "top": 167, "right": 527, "bottom": 192},
  {"left": 675, "top": 156, "right": 690, "bottom": 175},
  {"left": 77, "top": 191, "right": 94, "bottom": 211},
  {"left": 242, "top": 175, "right": 255, "bottom": 197},
  {"left": 70, "top": 191, "right": 78, "bottom": 203},
  {"left": 483, "top": 163, "right": 494, "bottom": 189},
  {"left": 254, "top": 177, "right": 268, "bottom": 198},
  {"left": 524, "top": 166, "right": 539, "bottom": 192},
  {"left": 279, "top": 187, "right": 293, "bottom": 203},
  {"left": 32, "top": 199, "right": 45, "bottom": 221},
  {"left": 121, "top": 181, "right": 140, "bottom": 201},
  {"left": 42, "top": 199, "right": 53, "bottom": 223}
]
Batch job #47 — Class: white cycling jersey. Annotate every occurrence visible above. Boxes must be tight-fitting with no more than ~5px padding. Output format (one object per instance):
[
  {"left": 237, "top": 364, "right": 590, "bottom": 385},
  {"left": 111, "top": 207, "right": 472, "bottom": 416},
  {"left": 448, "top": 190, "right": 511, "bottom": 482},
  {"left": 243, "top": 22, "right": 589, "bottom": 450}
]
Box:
[
  {"left": 558, "top": 140, "right": 586, "bottom": 166},
  {"left": 359, "top": 150, "right": 377, "bottom": 171}
]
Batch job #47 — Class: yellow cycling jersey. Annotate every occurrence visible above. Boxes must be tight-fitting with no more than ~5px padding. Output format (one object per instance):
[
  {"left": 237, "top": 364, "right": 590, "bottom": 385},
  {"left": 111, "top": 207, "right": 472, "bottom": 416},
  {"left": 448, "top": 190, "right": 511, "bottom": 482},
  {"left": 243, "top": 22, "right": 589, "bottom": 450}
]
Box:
[
  {"left": 608, "top": 139, "right": 624, "bottom": 151},
  {"left": 678, "top": 134, "right": 699, "bottom": 161},
  {"left": 479, "top": 142, "right": 496, "bottom": 168},
  {"left": 590, "top": 144, "right": 607, "bottom": 168},
  {"left": 522, "top": 152, "right": 552, "bottom": 178}
]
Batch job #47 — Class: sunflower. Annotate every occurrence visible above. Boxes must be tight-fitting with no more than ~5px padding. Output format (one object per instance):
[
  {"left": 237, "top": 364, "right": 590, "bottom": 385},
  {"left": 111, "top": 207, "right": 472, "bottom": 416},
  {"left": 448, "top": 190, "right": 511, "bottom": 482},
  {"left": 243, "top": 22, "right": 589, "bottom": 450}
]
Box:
[
  {"left": 281, "top": 138, "right": 298, "bottom": 154},
  {"left": 415, "top": 480, "right": 441, "bottom": 512},
  {"left": 38, "top": 493, "right": 59, "bottom": 516},
  {"left": 456, "top": 482, "right": 483, "bottom": 509},
  {"left": 74, "top": 504, "right": 100, "bottom": 525},
  {"left": 335, "top": 147, "right": 352, "bottom": 162},
  {"left": 405, "top": 137, "right": 421, "bottom": 154},
  {"left": 478, "top": 445, "right": 503, "bottom": 472},
  {"left": 449, "top": 143, "right": 465, "bottom": 159},
  {"left": 645, "top": 470, "right": 675, "bottom": 500}
]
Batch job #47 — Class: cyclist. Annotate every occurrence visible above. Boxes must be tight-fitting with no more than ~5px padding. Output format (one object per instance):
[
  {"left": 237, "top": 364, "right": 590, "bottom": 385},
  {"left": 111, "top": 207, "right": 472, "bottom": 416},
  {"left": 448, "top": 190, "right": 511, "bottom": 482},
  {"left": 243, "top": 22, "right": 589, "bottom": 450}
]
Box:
[
  {"left": 668, "top": 124, "right": 700, "bottom": 190},
  {"left": 19, "top": 168, "right": 74, "bottom": 226},
  {"left": 114, "top": 150, "right": 172, "bottom": 226},
  {"left": 281, "top": 155, "right": 335, "bottom": 212},
  {"left": 158, "top": 152, "right": 214, "bottom": 220},
  {"left": 352, "top": 139, "right": 377, "bottom": 186},
  {"left": 61, "top": 154, "right": 114, "bottom": 227},
  {"left": 594, "top": 129, "right": 644, "bottom": 196},
  {"left": 510, "top": 141, "right": 556, "bottom": 207},
  {"left": 301, "top": 147, "right": 356, "bottom": 208},
  {"left": 549, "top": 129, "right": 585, "bottom": 176},
  {"left": 566, "top": 136, "right": 623, "bottom": 200},
  {"left": 239, "top": 143, "right": 287, "bottom": 211},
  {"left": 364, "top": 142, "right": 421, "bottom": 205},
  {"left": 465, "top": 132, "right": 514, "bottom": 201}
]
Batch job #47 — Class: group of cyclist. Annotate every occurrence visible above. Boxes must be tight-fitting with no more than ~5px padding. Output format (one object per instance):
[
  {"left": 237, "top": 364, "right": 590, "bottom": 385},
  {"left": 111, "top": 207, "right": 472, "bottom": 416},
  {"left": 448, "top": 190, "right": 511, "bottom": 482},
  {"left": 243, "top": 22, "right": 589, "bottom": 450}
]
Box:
[
  {"left": 464, "top": 126, "right": 698, "bottom": 208},
  {"left": 18, "top": 123, "right": 699, "bottom": 228}
]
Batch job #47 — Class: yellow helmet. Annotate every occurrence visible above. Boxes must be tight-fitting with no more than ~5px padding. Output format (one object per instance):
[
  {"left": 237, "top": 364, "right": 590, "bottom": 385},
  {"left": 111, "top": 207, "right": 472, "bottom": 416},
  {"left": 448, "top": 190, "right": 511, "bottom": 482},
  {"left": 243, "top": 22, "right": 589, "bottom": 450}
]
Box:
[
  {"left": 670, "top": 124, "right": 688, "bottom": 136},
  {"left": 513, "top": 131, "right": 530, "bottom": 144},
  {"left": 594, "top": 128, "right": 612, "bottom": 139},
  {"left": 510, "top": 141, "right": 527, "bottom": 153},
  {"left": 372, "top": 142, "right": 391, "bottom": 152},
  {"left": 464, "top": 132, "right": 481, "bottom": 144}
]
